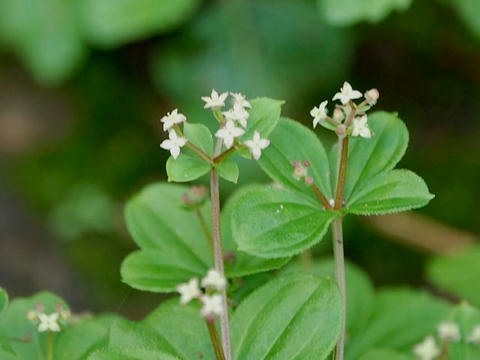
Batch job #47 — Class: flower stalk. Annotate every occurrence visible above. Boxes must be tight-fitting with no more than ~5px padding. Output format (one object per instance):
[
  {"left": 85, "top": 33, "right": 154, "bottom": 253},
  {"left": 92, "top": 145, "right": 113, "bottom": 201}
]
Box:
[{"left": 206, "top": 319, "right": 226, "bottom": 360}]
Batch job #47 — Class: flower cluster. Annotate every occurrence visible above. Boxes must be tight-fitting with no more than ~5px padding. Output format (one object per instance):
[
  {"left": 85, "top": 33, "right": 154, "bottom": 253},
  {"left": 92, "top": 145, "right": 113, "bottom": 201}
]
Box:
[
  {"left": 310, "top": 81, "right": 379, "bottom": 139},
  {"left": 26, "top": 302, "right": 71, "bottom": 333},
  {"left": 413, "top": 321, "right": 480, "bottom": 360},
  {"left": 159, "top": 90, "right": 270, "bottom": 161},
  {"left": 176, "top": 269, "right": 227, "bottom": 322}
]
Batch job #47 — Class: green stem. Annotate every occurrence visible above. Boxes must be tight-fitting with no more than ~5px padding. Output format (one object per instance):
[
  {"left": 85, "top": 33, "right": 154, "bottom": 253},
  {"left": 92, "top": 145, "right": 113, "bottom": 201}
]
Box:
[
  {"left": 47, "top": 332, "right": 54, "bottom": 360},
  {"left": 194, "top": 207, "right": 214, "bottom": 251},
  {"left": 206, "top": 320, "right": 226, "bottom": 360},
  {"left": 173, "top": 125, "right": 212, "bottom": 164},
  {"left": 332, "top": 218, "right": 346, "bottom": 360}
]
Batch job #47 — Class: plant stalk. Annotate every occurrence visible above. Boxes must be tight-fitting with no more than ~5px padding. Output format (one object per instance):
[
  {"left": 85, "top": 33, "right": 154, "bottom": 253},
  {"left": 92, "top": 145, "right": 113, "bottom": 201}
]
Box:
[
  {"left": 47, "top": 332, "right": 54, "bottom": 360},
  {"left": 210, "top": 136, "right": 232, "bottom": 360},
  {"left": 194, "top": 207, "right": 214, "bottom": 251},
  {"left": 206, "top": 320, "right": 226, "bottom": 360},
  {"left": 332, "top": 218, "right": 346, "bottom": 360}
]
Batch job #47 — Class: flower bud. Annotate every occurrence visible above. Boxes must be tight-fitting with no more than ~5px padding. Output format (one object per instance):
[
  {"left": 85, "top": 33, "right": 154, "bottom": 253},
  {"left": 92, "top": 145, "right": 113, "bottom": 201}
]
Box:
[
  {"left": 191, "top": 185, "right": 208, "bottom": 203},
  {"left": 333, "top": 108, "right": 344, "bottom": 123},
  {"left": 365, "top": 88, "right": 379, "bottom": 105},
  {"left": 303, "top": 160, "right": 311, "bottom": 168},
  {"left": 305, "top": 176, "right": 314, "bottom": 185},
  {"left": 336, "top": 124, "right": 346, "bottom": 137}
]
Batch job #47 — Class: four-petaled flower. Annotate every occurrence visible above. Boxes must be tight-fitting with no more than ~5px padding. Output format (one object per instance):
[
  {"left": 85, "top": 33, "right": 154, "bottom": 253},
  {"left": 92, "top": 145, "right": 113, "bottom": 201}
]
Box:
[
  {"left": 160, "top": 130, "right": 187, "bottom": 159},
  {"left": 311, "top": 100, "right": 328, "bottom": 128},
  {"left": 231, "top": 92, "right": 251, "bottom": 109},
  {"left": 176, "top": 278, "right": 201, "bottom": 304},
  {"left": 200, "top": 294, "right": 223, "bottom": 317},
  {"left": 223, "top": 104, "right": 250, "bottom": 128},
  {"left": 351, "top": 115, "right": 371, "bottom": 138},
  {"left": 201, "top": 269, "right": 226, "bottom": 291},
  {"left": 160, "top": 109, "right": 186, "bottom": 131},
  {"left": 437, "top": 321, "right": 461, "bottom": 342},
  {"left": 244, "top": 131, "right": 270, "bottom": 160},
  {"left": 467, "top": 325, "right": 480, "bottom": 344},
  {"left": 202, "top": 89, "right": 228, "bottom": 109},
  {"left": 38, "top": 313, "right": 61, "bottom": 333},
  {"left": 215, "top": 120, "right": 245, "bottom": 149},
  {"left": 332, "top": 81, "right": 362, "bottom": 105},
  {"left": 413, "top": 336, "right": 440, "bottom": 360}
]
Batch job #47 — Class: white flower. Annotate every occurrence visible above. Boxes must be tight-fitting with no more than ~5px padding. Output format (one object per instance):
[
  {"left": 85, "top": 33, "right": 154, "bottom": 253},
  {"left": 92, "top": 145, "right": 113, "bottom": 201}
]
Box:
[
  {"left": 215, "top": 120, "right": 245, "bottom": 149},
  {"left": 26, "top": 310, "right": 38, "bottom": 321},
  {"left": 176, "top": 278, "right": 201, "bottom": 304},
  {"left": 310, "top": 101, "right": 328, "bottom": 128},
  {"left": 230, "top": 92, "right": 251, "bottom": 109},
  {"left": 202, "top": 89, "right": 228, "bottom": 109},
  {"left": 223, "top": 104, "right": 250, "bottom": 128},
  {"left": 244, "top": 131, "right": 270, "bottom": 160},
  {"left": 332, "top": 81, "right": 362, "bottom": 105},
  {"left": 467, "top": 325, "right": 480, "bottom": 344},
  {"left": 351, "top": 115, "right": 372, "bottom": 138},
  {"left": 160, "top": 130, "right": 187, "bottom": 159},
  {"left": 38, "top": 313, "right": 60, "bottom": 333},
  {"left": 201, "top": 269, "right": 226, "bottom": 291},
  {"left": 200, "top": 294, "right": 223, "bottom": 317},
  {"left": 365, "top": 88, "right": 380, "bottom": 105},
  {"left": 437, "top": 321, "right": 461, "bottom": 342},
  {"left": 413, "top": 336, "right": 440, "bottom": 360},
  {"left": 160, "top": 109, "right": 186, "bottom": 131}
]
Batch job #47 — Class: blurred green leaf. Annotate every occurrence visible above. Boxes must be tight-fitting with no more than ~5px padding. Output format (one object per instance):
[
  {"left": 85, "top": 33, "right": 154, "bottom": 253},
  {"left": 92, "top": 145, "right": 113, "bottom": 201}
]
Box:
[
  {"left": 447, "top": 302, "right": 480, "bottom": 359},
  {"left": 318, "top": 0, "right": 412, "bottom": 26},
  {"left": 216, "top": 161, "right": 239, "bottom": 183},
  {"left": 166, "top": 154, "right": 211, "bottom": 183},
  {"left": 80, "top": 0, "right": 200, "bottom": 48},
  {"left": 358, "top": 349, "right": 414, "bottom": 360},
  {"left": 89, "top": 348, "right": 179, "bottom": 360},
  {"left": 0, "top": 288, "right": 7, "bottom": 318},
  {"left": 230, "top": 185, "right": 337, "bottom": 258},
  {"left": 0, "top": 338, "right": 19, "bottom": 360},
  {"left": 231, "top": 273, "right": 342, "bottom": 360},
  {"left": 0, "top": 0, "right": 86, "bottom": 85},
  {"left": 428, "top": 245, "right": 480, "bottom": 307},
  {"left": 345, "top": 288, "right": 450, "bottom": 359},
  {"left": 446, "top": 0, "right": 480, "bottom": 41}
]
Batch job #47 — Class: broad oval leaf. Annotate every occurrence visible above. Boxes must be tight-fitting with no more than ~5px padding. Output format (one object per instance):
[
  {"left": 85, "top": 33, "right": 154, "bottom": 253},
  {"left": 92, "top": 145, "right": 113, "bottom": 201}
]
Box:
[
  {"left": 166, "top": 154, "right": 211, "bottom": 183},
  {"left": 80, "top": 0, "right": 200, "bottom": 48},
  {"left": 346, "top": 169, "right": 434, "bottom": 215},
  {"left": 427, "top": 245, "right": 480, "bottom": 308},
  {"left": 231, "top": 185, "right": 337, "bottom": 258},
  {"left": 258, "top": 117, "right": 334, "bottom": 200},
  {"left": 358, "top": 349, "right": 414, "bottom": 360},
  {"left": 241, "top": 98, "right": 283, "bottom": 140},
  {"left": 0, "top": 288, "right": 7, "bottom": 318},
  {"left": 447, "top": 302, "right": 480, "bottom": 359},
  {"left": 183, "top": 122, "right": 213, "bottom": 157},
  {"left": 216, "top": 161, "right": 239, "bottom": 184},
  {"left": 89, "top": 348, "right": 179, "bottom": 360},
  {"left": 231, "top": 273, "right": 342, "bottom": 360}
]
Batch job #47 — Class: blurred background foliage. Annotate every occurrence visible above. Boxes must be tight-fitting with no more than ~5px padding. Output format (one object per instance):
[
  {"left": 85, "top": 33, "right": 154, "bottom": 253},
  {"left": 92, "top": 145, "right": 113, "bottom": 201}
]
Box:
[{"left": 0, "top": 0, "right": 479, "bottom": 317}]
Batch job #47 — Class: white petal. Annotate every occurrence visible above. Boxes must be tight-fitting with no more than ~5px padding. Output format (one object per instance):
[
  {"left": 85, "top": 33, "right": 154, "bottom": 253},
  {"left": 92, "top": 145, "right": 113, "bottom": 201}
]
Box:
[
  {"left": 259, "top": 139, "right": 270, "bottom": 148},
  {"left": 223, "top": 136, "right": 234, "bottom": 149},
  {"left": 38, "top": 323, "right": 48, "bottom": 332},
  {"left": 252, "top": 148, "right": 262, "bottom": 160},
  {"left": 160, "top": 139, "right": 173, "bottom": 150},
  {"left": 170, "top": 146, "right": 181, "bottom": 159}
]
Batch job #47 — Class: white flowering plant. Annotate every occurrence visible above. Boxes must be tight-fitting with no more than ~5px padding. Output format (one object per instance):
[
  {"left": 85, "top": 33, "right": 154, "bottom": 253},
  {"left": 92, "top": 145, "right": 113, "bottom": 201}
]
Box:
[{"left": 1, "top": 85, "right": 480, "bottom": 360}]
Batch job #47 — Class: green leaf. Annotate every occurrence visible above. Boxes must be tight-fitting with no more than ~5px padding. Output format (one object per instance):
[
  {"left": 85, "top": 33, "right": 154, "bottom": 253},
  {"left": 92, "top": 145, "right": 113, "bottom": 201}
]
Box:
[
  {"left": 55, "top": 315, "right": 120, "bottom": 360},
  {"left": 446, "top": 0, "right": 480, "bottom": 41},
  {"left": 241, "top": 98, "right": 283, "bottom": 140},
  {"left": 80, "top": 0, "right": 200, "bottom": 48},
  {"left": 345, "top": 288, "right": 450, "bottom": 359},
  {"left": 318, "top": 0, "right": 412, "bottom": 26},
  {"left": 216, "top": 161, "right": 239, "bottom": 184},
  {"left": 0, "top": 288, "right": 7, "bottom": 318},
  {"left": 0, "top": 292, "right": 69, "bottom": 360},
  {"left": 166, "top": 154, "right": 211, "bottom": 183},
  {"left": 183, "top": 122, "right": 213, "bottom": 157},
  {"left": 143, "top": 299, "right": 213, "bottom": 359},
  {"left": 0, "top": 0, "right": 86, "bottom": 85},
  {"left": 282, "top": 258, "right": 374, "bottom": 336},
  {"left": 231, "top": 273, "right": 342, "bottom": 360},
  {"left": 447, "top": 302, "right": 480, "bottom": 359},
  {"left": 346, "top": 169, "right": 434, "bottom": 215},
  {"left": 359, "top": 349, "right": 414, "bottom": 360},
  {"left": 89, "top": 348, "right": 179, "bottom": 360},
  {"left": 230, "top": 185, "right": 337, "bottom": 258},
  {"left": 428, "top": 245, "right": 480, "bottom": 307},
  {"left": 258, "top": 117, "right": 334, "bottom": 200},
  {"left": 0, "top": 338, "right": 19, "bottom": 360}
]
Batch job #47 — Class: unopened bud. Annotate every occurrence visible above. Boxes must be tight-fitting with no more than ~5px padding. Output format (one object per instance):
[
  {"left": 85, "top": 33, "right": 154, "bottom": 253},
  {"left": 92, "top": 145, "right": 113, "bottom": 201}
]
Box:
[
  {"left": 181, "top": 193, "right": 191, "bottom": 205},
  {"left": 336, "top": 124, "right": 346, "bottom": 137},
  {"left": 365, "top": 88, "right": 379, "bottom": 105},
  {"left": 36, "top": 303, "right": 44, "bottom": 312},
  {"left": 333, "top": 108, "right": 344, "bottom": 122},
  {"left": 303, "top": 160, "right": 311, "bottom": 168},
  {"left": 191, "top": 185, "right": 207, "bottom": 202},
  {"left": 27, "top": 310, "right": 37, "bottom": 321},
  {"left": 305, "top": 176, "right": 314, "bottom": 185},
  {"left": 292, "top": 160, "right": 301, "bottom": 168}
]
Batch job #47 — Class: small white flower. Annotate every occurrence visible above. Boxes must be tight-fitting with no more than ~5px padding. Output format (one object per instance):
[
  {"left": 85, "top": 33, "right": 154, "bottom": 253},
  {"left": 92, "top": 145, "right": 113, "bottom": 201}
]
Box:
[
  {"left": 38, "top": 313, "right": 60, "bottom": 333},
  {"left": 413, "top": 336, "right": 440, "bottom": 360},
  {"left": 230, "top": 92, "right": 251, "bottom": 109},
  {"left": 176, "top": 278, "right": 201, "bottom": 304},
  {"left": 365, "top": 88, "right": 380, "bottom": 105},
  {"left": 26, "top": 310, "right": 38, "bottom": 322},
  {"left": 244, "top": 131, "right": 270, "bottom": 160},
  {"left": 332, "top": 81, "right": 363, "bottom": 105},
  {"left": 160, "top": 130, "right": 187, "bottom": 159},
  {"left": 310, "top": 101, "right": 328, "bottom": 128},
  {"left": 215, "top": 120, "right": 245, "bottom": 149},
  {"left": 200, "top": 294, "right": 223, "bottom": 317},
  {"left": 201, "top": 269, "right": 227, "bottom": 291},
  {"left": 160, "top": 109, "right": 186, "bottom": 131},
  {"left": 467, "top": 325, "right": 480, "bottom": 344},
  {"left": 202, "top": 89, "right": 229, "bottom": 109},
  {"left": 351, "top": 115, "right": 372, "bottom": 138},
  {"left": 223, "top": 104, "right": 250, "bottom": 128},
  {"left": 438, "top": 321, "right": 461, "bottom": 342}
]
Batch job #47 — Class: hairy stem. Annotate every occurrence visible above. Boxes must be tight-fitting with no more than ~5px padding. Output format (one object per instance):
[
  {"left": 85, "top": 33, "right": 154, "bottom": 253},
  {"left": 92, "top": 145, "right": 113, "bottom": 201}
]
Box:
[
  {"left": 47, "top": 332, "right": 54, "bottom": 360},
  {"left": 206, "top": 320, "right": 226, "bottom": 360},
  {"left": 310, "top": 183, "right": 333, "bottom": 210},
  {"left": 332, "top": 218, "right": 346, "bottom": 360},
  {"left": 210, "top": 136, "right": 232, "bottom": 360},
  {"left": 334, "top": 136, "right": 349, "bottom": 210}
]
